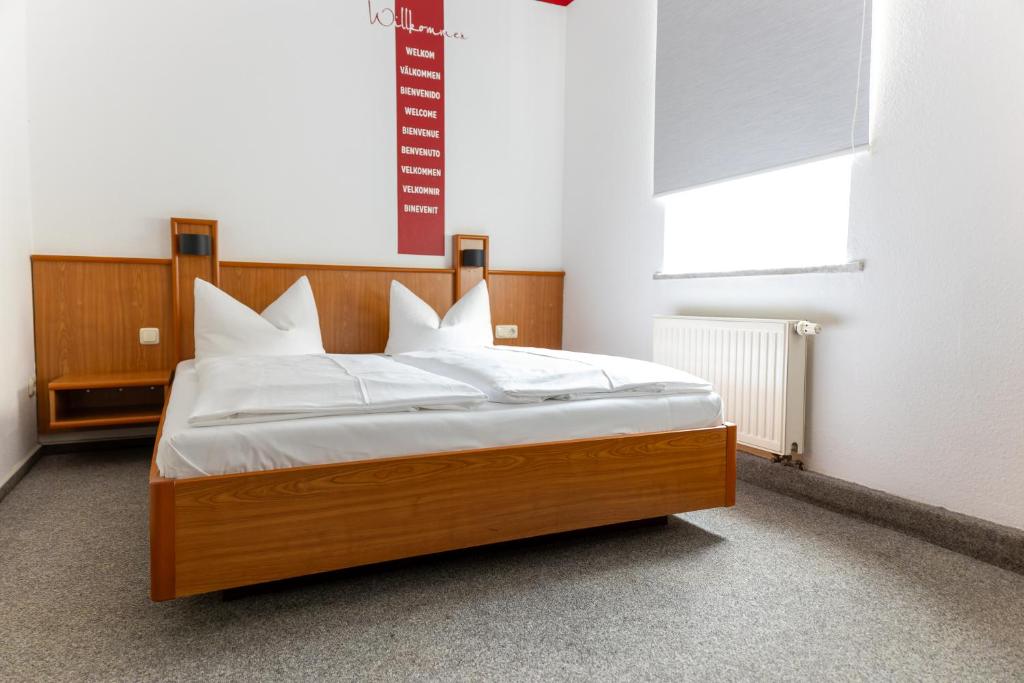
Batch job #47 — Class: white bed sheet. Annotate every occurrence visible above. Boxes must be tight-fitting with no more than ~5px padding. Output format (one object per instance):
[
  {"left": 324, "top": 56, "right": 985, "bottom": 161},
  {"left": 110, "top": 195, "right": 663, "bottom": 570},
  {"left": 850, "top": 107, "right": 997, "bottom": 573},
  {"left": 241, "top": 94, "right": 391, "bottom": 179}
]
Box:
[{"left": 156, "top": 360, "right": 724, "bottom": 479}]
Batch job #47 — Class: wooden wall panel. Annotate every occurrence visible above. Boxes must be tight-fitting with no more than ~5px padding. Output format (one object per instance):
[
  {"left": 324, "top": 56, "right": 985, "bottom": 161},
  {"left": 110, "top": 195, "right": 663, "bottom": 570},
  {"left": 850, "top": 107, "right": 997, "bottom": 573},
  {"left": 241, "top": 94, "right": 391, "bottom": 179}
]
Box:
[
  {"left": 490, "top": 271, "right": 564, "bottom": 349},
  {"left": 31, "top": 256, "right": 175, "bottom": 433},
  {"left": 218, "top": 264, "right": 565, "bottom": 354},
  {"left": 32, "top": 255, "right": 565, "bottom": 432},
  {"left": 218, "top": 263, "right": 455, "bottom": 355}
]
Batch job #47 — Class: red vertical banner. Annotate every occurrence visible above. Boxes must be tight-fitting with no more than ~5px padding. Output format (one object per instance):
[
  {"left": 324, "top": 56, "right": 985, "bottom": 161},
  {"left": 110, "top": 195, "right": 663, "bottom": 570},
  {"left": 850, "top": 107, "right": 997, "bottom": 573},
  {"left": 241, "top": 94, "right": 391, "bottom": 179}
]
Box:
[{"left": 395, "top": 0, "right": 445, "bottom": 255}]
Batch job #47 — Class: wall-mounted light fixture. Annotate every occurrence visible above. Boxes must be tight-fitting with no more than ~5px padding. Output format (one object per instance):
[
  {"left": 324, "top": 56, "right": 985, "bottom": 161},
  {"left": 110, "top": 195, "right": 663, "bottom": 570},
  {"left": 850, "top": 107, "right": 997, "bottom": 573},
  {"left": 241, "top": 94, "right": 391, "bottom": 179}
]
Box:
[
  {"left": 453, "top": 234, "right": 488, "bottom": 299},
  {"left": 461, "top": 248, "right": 485, "bottom": 268},
  {"left": 177, "top": 233, "right": 212, "bottom": 256}
]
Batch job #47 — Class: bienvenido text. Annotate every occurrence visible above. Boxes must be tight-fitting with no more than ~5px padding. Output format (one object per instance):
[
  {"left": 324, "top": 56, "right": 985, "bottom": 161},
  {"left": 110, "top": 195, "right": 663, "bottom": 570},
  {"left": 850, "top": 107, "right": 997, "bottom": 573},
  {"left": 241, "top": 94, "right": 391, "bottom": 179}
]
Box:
[
  {"left": 399, "top": 86, "right": 441, "bottom": 100},
  {"left": 368, "top": 1, "right": 468, "bottom": 40}
]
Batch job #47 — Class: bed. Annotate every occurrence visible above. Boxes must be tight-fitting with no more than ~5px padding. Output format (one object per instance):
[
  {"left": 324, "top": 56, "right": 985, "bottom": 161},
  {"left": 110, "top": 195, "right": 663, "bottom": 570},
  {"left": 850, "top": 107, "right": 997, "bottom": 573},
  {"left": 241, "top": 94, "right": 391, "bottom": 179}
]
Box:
[
  {"left": 150, "top": 414, "right": 735, "bottom": 601},
  {"left": 149, "top": 225, "right": 736, "bottom": 601},
  {"left": 150, "top": 363, "right": 734, "bottom": 600}
]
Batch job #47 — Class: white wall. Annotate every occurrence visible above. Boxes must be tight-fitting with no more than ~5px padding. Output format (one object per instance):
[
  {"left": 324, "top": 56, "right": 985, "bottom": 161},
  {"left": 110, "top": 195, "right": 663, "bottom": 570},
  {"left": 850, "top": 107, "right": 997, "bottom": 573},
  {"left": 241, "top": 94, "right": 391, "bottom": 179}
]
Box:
[
  {"left": 14, "top": 0, "right": 1024, "bottom": 530},
  {"left": 0, "top": 0, "right": 39, "bottom": 483},
  {"left": 563, "top": 0, "right": 1024, "bottom": 529},
  {"left": 25, "top": 0, "right": 566, "bottom": 269}
]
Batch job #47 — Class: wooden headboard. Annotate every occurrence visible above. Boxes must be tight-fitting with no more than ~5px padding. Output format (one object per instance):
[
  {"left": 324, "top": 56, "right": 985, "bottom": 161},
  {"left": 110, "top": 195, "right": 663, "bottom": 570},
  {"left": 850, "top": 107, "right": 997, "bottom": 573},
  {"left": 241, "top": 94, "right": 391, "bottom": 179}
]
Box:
[
  {"left": 31, "top": 221, "right": 564, "bottom": 433},
  {"left": 218, "top": 262, "right": 456, "bottom": 357}
]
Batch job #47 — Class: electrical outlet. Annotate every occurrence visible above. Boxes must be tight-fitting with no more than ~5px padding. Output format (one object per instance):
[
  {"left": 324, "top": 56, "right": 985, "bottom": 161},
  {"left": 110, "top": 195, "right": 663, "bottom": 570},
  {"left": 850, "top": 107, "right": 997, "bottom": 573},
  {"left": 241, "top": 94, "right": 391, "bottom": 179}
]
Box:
[
  {"left": 495, "top": 324, "right": 519, "bottom": 340},
  {"left": 139, "top": 328, "right": 160, "bottom": 345}
]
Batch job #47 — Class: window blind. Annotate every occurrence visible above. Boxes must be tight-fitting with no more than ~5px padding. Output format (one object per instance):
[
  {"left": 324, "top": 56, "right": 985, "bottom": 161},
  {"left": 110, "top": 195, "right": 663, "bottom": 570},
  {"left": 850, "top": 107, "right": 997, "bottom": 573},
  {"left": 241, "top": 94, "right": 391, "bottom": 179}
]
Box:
[{"left": 654, "top": 0, "right": 872, "bottom": 196}]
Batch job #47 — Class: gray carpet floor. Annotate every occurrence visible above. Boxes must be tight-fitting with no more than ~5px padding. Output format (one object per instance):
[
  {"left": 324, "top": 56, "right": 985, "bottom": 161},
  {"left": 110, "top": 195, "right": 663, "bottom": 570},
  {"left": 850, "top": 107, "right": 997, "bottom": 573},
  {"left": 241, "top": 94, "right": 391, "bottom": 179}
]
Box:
[{"left": 1, "top": 448, "right": 1023, "bottom": 682}]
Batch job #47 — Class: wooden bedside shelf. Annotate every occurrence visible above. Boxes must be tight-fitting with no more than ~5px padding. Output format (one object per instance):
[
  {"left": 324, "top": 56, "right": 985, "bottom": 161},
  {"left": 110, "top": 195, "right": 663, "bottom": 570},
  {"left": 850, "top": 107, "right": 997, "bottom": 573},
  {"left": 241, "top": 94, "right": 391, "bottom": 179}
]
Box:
[{"left": 48, "top": 371, "right": 170, "bottom": 430}]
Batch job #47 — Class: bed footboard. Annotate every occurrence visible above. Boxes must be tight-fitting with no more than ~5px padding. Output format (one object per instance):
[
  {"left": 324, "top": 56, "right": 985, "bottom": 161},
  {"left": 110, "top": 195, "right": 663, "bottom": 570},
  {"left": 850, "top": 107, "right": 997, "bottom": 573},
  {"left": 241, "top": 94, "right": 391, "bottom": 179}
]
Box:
[{"left": 150, "top": 423, "right": 736, "bottom": 601}]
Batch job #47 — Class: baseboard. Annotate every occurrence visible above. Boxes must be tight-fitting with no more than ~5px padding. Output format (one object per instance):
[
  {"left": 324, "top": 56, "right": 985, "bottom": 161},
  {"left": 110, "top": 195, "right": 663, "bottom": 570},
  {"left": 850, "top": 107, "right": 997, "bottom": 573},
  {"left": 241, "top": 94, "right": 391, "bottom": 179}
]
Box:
[
  {"left": 737, "top": 451, "right": 1024, "bottom": 575},
  {"left": 0, "top": 445, "right": 42, "bottom": 505}
]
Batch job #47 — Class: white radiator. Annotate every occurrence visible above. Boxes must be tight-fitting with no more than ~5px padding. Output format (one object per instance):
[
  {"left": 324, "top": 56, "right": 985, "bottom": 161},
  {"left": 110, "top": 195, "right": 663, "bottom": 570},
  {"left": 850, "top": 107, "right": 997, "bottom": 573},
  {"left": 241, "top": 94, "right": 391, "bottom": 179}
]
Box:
[{"left": 653, "top": 316, "right": 819, "bottom": 456}]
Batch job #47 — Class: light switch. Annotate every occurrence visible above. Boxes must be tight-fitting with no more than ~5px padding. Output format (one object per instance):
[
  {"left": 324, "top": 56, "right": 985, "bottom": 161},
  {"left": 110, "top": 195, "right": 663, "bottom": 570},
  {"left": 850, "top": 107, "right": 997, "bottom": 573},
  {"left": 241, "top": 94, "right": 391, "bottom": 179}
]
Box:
[
  {"left": 495, "top": 324, "right": 519, "bottom": 340},
  {"left": 139, "top": 328, "right": 160, "bottom": 345}
]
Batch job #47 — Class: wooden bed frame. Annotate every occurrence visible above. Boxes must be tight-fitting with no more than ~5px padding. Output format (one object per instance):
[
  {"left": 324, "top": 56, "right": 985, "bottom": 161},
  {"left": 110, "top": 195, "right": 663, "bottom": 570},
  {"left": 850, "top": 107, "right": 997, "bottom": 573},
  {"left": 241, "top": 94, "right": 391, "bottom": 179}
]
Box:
[
  {"left": 147, "top": 220, "right": 737, "bottom": 601},
  {"left": 149, "top": 422, "right": 736, "bottom": 600}
]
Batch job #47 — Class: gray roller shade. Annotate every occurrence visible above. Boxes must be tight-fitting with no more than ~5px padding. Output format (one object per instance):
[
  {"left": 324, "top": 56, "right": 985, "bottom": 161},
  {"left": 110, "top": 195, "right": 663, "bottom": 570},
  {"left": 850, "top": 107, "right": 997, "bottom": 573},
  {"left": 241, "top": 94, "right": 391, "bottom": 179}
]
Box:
[{"left": 654, "top": 0, "right": 872, "bottom": 195}]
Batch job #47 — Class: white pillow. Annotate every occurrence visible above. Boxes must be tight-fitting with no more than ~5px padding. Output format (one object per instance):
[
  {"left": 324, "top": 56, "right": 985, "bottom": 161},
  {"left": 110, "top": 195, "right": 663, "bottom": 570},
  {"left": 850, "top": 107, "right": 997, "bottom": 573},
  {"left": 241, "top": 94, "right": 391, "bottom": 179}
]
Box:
[
  {"left": 384, "top": 280, "right": 493, "bottom": 355},
  {"left": 193, "top": 276, "right": 325, "bottom": 359}
]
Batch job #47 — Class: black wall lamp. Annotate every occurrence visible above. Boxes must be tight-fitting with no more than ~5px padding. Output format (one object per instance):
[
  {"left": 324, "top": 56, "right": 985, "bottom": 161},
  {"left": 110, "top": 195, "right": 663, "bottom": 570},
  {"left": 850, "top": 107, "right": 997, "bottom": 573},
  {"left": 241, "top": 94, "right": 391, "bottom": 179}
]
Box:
[
  {"left": 177, "top": 233, "right": 212, "bottom": 256},
  {"left": 461, "top": 248, "right": 485, "bottom": 268}
]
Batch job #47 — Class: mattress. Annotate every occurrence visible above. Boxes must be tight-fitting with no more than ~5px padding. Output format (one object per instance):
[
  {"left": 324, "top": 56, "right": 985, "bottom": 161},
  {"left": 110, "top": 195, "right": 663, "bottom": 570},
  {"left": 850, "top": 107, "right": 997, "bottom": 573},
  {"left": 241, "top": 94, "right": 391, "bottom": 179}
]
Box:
[{"left": 156, "top": 360, "right": 724, "bottom": 479}]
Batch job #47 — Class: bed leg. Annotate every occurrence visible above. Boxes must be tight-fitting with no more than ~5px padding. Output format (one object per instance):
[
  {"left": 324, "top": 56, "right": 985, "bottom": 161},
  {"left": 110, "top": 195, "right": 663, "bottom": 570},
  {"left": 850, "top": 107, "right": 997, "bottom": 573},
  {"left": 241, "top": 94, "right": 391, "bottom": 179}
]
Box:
[
  {"left": 608, "top": 516, "right": 669, "bottom": 529},
  {"left": 725, "top": 423, "right": 737, "bottom": 507},
  {"left": 637, "top": 516, "right": 670, "bottom": 526},
  {"left": 150, "top": 477, "right": 176, "bottom": 601}
]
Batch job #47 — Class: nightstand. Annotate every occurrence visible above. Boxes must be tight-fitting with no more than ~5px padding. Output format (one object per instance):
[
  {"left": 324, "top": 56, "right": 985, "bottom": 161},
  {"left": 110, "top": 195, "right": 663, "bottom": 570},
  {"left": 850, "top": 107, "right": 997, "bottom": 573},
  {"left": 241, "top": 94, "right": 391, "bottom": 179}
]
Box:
[{"left": 48, "top": 370, "right": 170, "bottom": 430}]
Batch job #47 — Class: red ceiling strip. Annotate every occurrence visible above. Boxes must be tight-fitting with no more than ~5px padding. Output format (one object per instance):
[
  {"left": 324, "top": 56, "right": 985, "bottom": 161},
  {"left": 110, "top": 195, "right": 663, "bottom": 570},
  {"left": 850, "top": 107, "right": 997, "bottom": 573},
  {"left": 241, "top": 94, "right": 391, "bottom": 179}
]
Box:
[{"left": 537, "top": 0, "right": 574, "bottom": 5}]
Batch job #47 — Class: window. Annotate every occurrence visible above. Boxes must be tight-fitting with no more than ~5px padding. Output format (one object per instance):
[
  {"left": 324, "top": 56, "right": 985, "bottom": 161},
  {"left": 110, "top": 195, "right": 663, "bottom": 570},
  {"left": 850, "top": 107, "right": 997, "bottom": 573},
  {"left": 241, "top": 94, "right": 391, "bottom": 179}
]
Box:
[
  {"left": 660, "top": 154, "right": 855, "bottom": 275},
  {"left": 653, "top": 0, "right": 871, "bottom": 275}
]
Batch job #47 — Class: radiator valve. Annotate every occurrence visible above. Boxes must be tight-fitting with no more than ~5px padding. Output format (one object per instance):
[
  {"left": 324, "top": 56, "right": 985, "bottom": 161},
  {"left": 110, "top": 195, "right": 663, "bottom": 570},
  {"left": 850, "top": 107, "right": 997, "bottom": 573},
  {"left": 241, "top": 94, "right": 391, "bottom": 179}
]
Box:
[
  {"left": 795, "top": 321, "right": 822, "bottom": 336},
  {"left": 772, "top": 442, "right": 805, "bottom": 470}
]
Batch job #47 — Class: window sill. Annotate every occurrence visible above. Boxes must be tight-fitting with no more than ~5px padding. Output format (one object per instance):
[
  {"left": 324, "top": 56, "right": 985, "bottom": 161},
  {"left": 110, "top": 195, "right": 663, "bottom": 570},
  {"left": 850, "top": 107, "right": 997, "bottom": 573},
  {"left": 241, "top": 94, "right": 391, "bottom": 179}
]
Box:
[{"left": 654, "top": 260, "right": 864, "bottom": 280}]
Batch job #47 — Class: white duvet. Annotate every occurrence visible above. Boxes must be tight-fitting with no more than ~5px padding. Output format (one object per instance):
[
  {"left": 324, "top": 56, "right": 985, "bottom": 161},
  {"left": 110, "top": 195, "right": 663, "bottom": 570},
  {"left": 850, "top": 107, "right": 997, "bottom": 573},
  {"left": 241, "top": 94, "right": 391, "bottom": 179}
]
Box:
[
  {"left": 189, "top": 354, "right": 486, "bottom": 426},
  {"left": 393, "top": 346, "right": 713, "bottom": 403}
]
